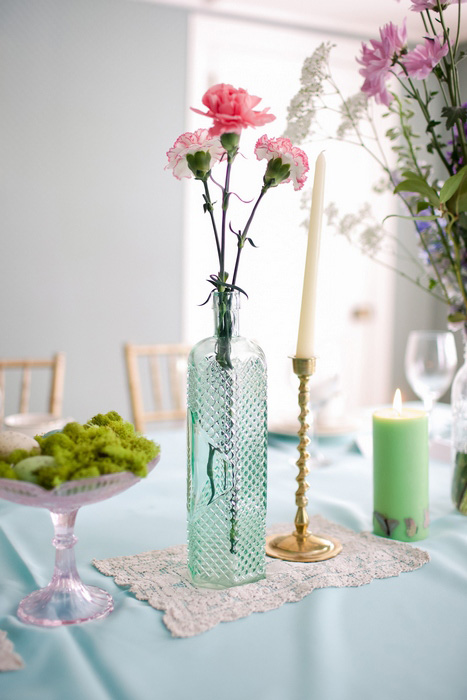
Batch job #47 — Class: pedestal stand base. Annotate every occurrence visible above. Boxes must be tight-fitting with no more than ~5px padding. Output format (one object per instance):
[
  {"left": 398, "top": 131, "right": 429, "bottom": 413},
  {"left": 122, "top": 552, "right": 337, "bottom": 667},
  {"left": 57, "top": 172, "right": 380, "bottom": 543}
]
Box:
[
  {"left": 17, "top": 583, "right": 114, "bottom": 627},
  {"left": 266, "top": 531, "right": 342, "bottom": 563}
]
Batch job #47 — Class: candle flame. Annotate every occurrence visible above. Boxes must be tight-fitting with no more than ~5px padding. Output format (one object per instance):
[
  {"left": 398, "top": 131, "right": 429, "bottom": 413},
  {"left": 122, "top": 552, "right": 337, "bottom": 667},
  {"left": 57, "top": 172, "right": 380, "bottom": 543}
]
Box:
[{"left": 393, "top": 389, "right": 402, "bottom": 416}]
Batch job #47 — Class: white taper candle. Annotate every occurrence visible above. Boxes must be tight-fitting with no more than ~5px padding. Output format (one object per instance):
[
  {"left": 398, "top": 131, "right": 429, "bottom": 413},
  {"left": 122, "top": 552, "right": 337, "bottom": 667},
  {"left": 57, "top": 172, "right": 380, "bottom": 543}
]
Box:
[{"left": 296, "top": 151, "right": 326, "bottom": 358}]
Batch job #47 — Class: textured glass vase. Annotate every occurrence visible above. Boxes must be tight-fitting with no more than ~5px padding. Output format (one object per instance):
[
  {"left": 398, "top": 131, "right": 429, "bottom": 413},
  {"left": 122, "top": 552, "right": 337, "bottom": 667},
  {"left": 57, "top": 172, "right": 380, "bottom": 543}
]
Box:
[
  {"left": 452, "top": 329, "right": 467, "bottom": 514},
  {"left": 187, "top": 290, "right": 268, "bottom": 589}
]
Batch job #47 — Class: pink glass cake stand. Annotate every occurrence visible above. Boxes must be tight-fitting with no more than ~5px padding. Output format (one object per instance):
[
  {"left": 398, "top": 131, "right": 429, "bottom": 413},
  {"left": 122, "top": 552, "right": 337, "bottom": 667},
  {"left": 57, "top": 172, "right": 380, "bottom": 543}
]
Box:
[{"left": 0, "top": 456, "right": 159, "bottom": 627}]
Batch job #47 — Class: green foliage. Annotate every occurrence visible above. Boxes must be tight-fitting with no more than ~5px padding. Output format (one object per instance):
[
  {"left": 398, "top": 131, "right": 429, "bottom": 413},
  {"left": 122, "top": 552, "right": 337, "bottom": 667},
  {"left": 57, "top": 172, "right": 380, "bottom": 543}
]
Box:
[
  {"left": 446, "top": 167, "right": 467, "bottom": 215},
  {"left": 448, "top": 312, "right": 467, "bottom": 323},
  {"left": 441, "top": 106, "right": 467, "bottom": 130},
  {"left": 440, "top": 165, "right": 467, "bottom": 204},
  {"left": 0, "top": 412, "right": 160, "bottom": 490},
  {"left": 8, "top": 448, "right": 39, "bottom": 464},
  {"left": 0, "top": 462, "right": 18, "bottom": 480},
  {"left": 453, "top": 451, "right": 467, "bottom": 512},
  {"left": 393, "top": 177, "right": 440, "bottom": 208}
]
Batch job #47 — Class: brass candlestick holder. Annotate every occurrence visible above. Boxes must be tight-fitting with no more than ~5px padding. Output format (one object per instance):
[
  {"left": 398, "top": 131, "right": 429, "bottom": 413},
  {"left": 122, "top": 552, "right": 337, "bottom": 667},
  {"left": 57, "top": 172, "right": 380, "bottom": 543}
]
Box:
[{"left": 266, "top": 356, "right": 342, "bottom": 563}]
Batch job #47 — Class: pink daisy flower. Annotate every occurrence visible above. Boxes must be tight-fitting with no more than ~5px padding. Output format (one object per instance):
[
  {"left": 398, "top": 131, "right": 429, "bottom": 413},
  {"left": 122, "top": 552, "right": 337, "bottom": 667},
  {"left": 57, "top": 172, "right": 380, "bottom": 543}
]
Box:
[
  {"left": 403, "top": 36, "right": 450, "bottom": 79},
  {"left": 357, "top": 20, "right": 407, "bottom": 106}
]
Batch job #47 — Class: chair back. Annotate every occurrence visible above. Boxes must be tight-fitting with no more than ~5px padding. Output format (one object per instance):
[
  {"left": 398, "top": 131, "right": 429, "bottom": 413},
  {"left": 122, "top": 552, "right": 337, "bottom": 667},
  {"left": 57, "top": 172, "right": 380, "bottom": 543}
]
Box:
[
  {"left": 0, "top": 353, "right": 66, "bottom": 423},
  {"left": 124, "top": 343, "right": 191, "bottom": 432}
]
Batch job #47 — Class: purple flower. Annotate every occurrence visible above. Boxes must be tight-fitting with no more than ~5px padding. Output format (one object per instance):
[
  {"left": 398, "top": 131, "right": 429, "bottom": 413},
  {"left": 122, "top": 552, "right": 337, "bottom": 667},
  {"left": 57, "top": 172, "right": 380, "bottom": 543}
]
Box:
[
  {"left": 447, "top": 102, "right": 467, "bottom": 170},
  {"left": 357, "top": 21, "right": 407, "bottom": 106},
  {"left": 410, "top": 0, "right": 466, "bottom": 11},
  {"left": 416, "top": 209, "right": 432, "bottom": 232},
  {"left": 409, "top": 0, "right": 438, "bottom": 10},
  {"left": 403, "top": 36, "right": 449, "bottom": 79},
  {"left": 380, "top": 21, "right": 408, "bottom": 56}
]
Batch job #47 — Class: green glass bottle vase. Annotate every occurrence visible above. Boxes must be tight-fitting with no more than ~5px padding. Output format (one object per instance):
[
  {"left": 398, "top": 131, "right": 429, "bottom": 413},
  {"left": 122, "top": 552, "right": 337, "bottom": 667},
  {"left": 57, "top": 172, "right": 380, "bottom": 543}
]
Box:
[
  {"left": 187, "top": 290, "right": 268, "bottom": 588},
  {"left": 452, "top": 328, "right": 467, "bottom": 513}
]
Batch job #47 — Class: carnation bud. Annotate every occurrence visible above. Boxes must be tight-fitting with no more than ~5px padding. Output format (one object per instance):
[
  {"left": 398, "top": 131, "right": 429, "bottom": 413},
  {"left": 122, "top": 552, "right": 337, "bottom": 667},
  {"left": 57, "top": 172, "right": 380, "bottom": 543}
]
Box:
[
  {"left": 186, "top": 151, "right": 212, "bottom": 180},
  {"left": 263, "top": 157, "right": 291, "bottom": 189},
  {"left": 220, "top": 132, "right": 240, "bottom": 158}
]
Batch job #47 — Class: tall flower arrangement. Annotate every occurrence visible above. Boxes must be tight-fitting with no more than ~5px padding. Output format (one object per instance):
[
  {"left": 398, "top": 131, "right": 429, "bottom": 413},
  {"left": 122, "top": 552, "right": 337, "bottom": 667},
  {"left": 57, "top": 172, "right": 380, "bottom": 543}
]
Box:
[
  {"left": 284, "top": 0, "right": 467, "bottom": 324},
  {"left": 167, "top": 84, "right": 308, "bottom": 365},
  {"left": 167, "top": 85, "right": 309, "bottom": 586}
]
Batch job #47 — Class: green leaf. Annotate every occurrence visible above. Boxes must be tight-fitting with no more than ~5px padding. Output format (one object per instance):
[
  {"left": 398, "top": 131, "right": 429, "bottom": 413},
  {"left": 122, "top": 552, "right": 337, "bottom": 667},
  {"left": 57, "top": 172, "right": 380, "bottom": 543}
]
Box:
[
  {"left": 428, "top": 279, "right": 437, "bottom": 290},
  {"left": 416, "top": 201, "right": 431, "bottom": 213},
  {"left": 448, "top": 312, "right": 467, "bottom": 323},
  {"left": 400, "top": 170, "right": 422, "bottom": 179},
  {"left": 440, "top": 165, "right": 467, "bottom": 203},
  {"left": 447, "top": 167, "right": 467, "bottom": 214},
  {"left": 394, "top": 179, "right": 440, "bottom": 208},
  {"left": 199, "top": 289, "right": 214, "bottom": 306},
  {"left": 221, "top": 281, "right": 249, "bottom": 298},
  {"left": 426, "top": 120, "right": 441, "bottom": 132},
  {"left": 442, "top": 105, "right": 467, "bottom": 130},
  {"left": 383, "top": 213, "right": 438, "bottom": 224}
]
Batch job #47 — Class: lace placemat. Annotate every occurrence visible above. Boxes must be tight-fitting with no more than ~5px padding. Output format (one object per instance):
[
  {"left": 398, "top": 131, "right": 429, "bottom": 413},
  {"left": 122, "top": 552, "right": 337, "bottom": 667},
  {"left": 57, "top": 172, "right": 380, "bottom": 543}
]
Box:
[
  {"left": 93, "top": 515, "right": 430, "bottom": 638},
  {"left": 0, "top": 630, "right": 24, "bottom": 672}
]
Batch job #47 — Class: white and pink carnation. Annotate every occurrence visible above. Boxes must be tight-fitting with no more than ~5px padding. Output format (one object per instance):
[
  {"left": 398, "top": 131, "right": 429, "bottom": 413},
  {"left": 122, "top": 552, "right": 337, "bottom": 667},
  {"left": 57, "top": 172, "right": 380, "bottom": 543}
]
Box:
[
  {"left": 165, "top": 129, "right": 224, "bottom": 180},
  {"left": 254, "top": 135, "right": 309, "bottom": 190}
]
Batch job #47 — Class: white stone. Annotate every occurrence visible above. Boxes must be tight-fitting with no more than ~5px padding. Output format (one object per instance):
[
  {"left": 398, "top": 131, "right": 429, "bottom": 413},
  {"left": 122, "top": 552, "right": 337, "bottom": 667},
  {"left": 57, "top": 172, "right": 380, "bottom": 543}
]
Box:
[{"left": 0, "top": 431, "right": 39, "bottom": 458}]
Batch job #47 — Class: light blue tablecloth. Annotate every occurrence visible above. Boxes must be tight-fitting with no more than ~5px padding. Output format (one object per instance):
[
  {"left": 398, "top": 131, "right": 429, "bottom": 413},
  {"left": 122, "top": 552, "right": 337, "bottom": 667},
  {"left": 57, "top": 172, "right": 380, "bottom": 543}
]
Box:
[{"left": 0, "top": 415, "right": 466, "bottom": 700}]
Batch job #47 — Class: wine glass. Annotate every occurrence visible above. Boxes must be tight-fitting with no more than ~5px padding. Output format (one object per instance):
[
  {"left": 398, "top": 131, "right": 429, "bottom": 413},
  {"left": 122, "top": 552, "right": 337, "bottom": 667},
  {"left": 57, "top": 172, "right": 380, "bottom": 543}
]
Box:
[{"left": 404, "top": 331, "right": 458, "bottom": 416}]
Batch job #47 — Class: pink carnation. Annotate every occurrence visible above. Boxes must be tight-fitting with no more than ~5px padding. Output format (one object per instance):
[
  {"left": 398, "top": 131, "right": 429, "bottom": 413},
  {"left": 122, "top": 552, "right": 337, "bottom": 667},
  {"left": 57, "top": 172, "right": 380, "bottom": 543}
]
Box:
[
  {"left": 254, "top": 135, "right": 309, "bottom": 190},
  {"left": 191, "top": 83, "right": 276, "bottom": 137},
  {"left": 402, "top": 36, "right": 450, "bottom": 79},
  {"left": 357, "top": 20, "right": 407, "bottom": 106},
  {"left": 165, "top": 129, "right": 224, "bottom": 180}
]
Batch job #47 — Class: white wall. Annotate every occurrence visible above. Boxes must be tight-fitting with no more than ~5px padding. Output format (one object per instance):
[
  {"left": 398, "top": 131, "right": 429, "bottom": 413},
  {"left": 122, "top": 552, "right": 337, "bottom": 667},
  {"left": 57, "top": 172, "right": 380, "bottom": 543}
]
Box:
[{"left": 0, "top": 0, "right": 187, "bottom": 421}]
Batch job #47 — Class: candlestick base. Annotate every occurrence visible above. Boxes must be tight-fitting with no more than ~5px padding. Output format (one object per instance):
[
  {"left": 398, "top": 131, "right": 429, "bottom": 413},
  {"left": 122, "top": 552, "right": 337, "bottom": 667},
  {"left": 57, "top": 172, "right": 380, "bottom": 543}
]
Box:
[{"left": 266, "top": 530, "right": 342, "bottom": 563}]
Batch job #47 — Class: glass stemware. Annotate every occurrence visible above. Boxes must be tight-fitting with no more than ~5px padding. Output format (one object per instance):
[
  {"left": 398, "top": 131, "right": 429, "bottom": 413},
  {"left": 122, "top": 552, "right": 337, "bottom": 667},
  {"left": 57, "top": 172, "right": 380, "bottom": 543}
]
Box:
[
  {"left": 404, "top": 331, "right": 458, "bottom": 416},
  {"left": 0, "top": 456, "right": 159, "bottom": 627}
]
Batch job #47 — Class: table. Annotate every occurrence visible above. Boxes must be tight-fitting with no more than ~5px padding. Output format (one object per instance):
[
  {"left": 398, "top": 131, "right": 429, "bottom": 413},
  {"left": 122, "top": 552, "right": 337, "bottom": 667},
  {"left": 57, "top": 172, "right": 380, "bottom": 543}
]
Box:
[{"left": 0, "top": 413, "right": 466, "bottom": 700}]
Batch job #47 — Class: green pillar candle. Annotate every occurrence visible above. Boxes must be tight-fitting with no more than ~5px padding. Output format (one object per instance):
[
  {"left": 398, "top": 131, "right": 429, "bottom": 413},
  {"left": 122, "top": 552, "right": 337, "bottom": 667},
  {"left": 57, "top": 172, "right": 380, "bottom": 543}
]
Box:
[{"left": 373, "top": 393, "right": 429, "bottom": 542}]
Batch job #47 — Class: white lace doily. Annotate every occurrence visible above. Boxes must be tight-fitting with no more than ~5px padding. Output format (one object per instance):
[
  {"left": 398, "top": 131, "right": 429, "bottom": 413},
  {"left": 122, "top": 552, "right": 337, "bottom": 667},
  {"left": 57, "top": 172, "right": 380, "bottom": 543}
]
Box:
[
  {"left": 0, "top": 630, "right": 24, "bottom": 672},
  {"left": 93, "top": 515, "right": 430, "bottom": 638}
]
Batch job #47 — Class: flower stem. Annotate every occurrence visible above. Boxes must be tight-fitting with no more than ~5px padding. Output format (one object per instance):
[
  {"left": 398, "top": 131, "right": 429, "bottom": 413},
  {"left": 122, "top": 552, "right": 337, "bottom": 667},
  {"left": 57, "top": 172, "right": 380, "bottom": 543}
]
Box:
[
  {"left": 232, "top": 189, "right": 266, "bottom": 286},
  {"left": 220, "top": 158, "right": 234, "bottom": 288},
  {"left": 436, "top": 1, "right": 467, "bottom": 163},
  {"left": 202, "top": 180, "right": 221, "bottom": 265},
  {"left": 393, "top": 66, "right": 452, "bottom": 174}
]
